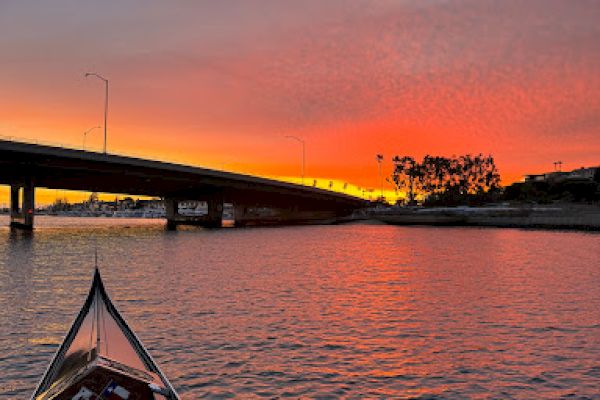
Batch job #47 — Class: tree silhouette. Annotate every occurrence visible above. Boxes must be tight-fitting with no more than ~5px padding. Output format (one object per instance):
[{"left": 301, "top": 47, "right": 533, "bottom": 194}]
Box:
[{"left": 392, "top": 154, "right": 501, "bottom": 205}]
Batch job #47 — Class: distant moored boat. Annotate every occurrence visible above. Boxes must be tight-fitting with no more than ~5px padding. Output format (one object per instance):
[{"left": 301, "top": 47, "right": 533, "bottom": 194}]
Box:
[{"left": 31, "top": 268, "right": 180, "bottom": 400}]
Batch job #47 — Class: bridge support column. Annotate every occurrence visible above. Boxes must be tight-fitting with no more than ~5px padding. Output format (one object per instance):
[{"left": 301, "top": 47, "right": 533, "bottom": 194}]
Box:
[
  {"left": 10, "top": 185, "right": 19, "bottom": 218},
  {"left": 233, "top": 204, "right": 248, "bottom": 227},
  {"left": 10, "top": 182, "right": 35, "bottom": 230},
  {"left": 205, "top": 195, "right": 224, "bottom": 228},
  {"left": 164, "top": 198, "right": 178, "bottom": 230}
]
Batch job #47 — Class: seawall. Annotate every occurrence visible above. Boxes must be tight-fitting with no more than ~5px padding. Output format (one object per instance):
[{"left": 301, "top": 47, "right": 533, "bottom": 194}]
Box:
[{"left": 375, "top": 205, "right": 600, "bottom": 231}]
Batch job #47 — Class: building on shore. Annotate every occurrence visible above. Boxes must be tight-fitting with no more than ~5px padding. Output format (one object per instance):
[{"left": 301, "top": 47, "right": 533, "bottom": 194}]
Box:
[
  {"left": 510, "top": 165, "right": 600, "bottom": 203},
  {"left": 524, "top": 166, "right": 599, "bottom": 183}
]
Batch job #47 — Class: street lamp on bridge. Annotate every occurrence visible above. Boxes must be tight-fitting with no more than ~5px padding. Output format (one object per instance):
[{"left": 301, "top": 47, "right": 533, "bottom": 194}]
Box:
[
  {"left": 84, "top": 72, "right": 109, "bottom": 154},
  {"left": 285, "top": 135, "right": 306, "bottom": 185}
]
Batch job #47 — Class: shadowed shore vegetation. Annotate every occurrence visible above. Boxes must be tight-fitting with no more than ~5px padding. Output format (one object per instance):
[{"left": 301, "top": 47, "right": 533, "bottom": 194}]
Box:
[{"left": 390, "top": 154, "right": 600, "bottom": 206}]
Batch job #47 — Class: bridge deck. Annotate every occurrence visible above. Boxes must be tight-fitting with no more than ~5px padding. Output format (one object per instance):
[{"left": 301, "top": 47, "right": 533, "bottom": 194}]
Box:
[{"left": 0, "top": 139, "right": 364, "bottom": 208}]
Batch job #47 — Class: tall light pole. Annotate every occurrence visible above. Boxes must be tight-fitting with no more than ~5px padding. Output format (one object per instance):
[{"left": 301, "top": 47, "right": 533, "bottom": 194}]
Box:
[
  {"left": 82, "top": 126, "right": 101, "bottom": 151},
  {"left": 285, "top": 135, "right": 305, "bottom": 185},
  {"left": 85, "top": 72, "right": 108, "bottom": 154},
  {"left": 376, "top": 154, "right": 384, "bottom": 201}
]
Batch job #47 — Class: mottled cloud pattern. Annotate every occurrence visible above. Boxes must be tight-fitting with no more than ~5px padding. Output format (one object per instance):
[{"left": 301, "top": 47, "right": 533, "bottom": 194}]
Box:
[{"left": 0, "top": 0, "right": 598, "bottom": 186}]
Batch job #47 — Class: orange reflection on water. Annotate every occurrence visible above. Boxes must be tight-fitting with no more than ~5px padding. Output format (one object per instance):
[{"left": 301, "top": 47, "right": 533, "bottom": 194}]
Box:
[{"left": 1, "top": 219, "right": 598, "bottom": 398}]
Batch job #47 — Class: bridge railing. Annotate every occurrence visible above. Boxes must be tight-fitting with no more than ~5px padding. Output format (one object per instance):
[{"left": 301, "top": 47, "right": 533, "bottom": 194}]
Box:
[{"left": 0, "top": 134, "right": 374, "bottom": 200}]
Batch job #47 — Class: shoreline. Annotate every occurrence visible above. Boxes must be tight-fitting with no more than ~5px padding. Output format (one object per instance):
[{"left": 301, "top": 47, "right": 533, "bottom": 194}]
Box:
[{"left": 372, "top": 204, "right": 600, "bottom": 232}]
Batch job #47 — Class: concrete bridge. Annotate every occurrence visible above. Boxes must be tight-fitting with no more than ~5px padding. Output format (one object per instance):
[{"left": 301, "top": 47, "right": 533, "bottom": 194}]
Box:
[{"left": 0, "top": 139, "right": 366, "bottom": 229}]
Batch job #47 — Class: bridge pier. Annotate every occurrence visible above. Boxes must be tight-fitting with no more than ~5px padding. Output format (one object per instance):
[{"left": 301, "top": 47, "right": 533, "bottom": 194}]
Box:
[
  {"left": 232, "top": 204, "right": 248, "bottom": 227},
  {"left": 164, "top": 198, "right": 178, "bottom": 230},
  {"left": 164, "top": 194, "right": 224, "bottom": 230},
  {"left": 9, "top": 182, "right": 35, "bottom": 230},
  {"left": 205, "top": 196, "right": 224, "bottom": 228}
]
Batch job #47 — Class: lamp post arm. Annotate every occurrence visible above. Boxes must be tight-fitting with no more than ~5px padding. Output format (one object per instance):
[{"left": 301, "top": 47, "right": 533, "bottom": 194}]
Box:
[{"left": 82, "top": 126, "right": 101, "bottom": 150}]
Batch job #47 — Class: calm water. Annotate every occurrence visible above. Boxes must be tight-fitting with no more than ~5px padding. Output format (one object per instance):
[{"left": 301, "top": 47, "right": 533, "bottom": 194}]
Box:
[{"left": 0, "top": 216, "right": 598, "bottom": 399}]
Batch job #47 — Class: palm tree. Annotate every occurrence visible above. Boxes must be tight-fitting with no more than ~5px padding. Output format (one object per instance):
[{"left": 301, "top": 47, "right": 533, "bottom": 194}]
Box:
[{"left": 376, "top": 154, "right": 384, "bottom": 200}]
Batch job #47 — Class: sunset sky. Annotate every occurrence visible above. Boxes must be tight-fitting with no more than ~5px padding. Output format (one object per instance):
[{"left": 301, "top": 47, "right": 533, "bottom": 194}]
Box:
[{"left": 1, "top": 1, "right": 599, "bottom": 203}]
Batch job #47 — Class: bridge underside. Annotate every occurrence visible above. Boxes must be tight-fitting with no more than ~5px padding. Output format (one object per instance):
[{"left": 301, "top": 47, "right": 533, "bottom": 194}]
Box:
[{"left": 0, "top": 140, "right": 365, "bottom": 229}]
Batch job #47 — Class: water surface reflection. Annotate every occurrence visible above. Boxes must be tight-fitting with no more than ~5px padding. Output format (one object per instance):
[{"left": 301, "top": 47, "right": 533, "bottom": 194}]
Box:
[{"left": 0, "top": 217, "right": 598, "bottom": 398}]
